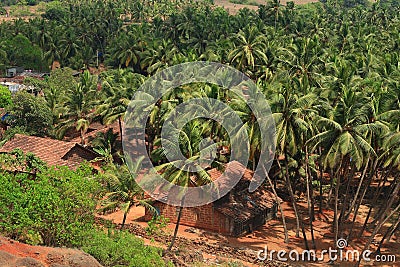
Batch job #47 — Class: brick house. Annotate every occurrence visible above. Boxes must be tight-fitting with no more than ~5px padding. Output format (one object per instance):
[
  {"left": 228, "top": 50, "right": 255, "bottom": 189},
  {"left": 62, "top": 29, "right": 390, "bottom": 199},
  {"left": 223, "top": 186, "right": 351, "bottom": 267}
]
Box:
[
  {"left": 144, "top": 161, "right": 279, "bottom": 236},
  {"left": 0, "top": 134, "right": 101, "bottom": 169}
]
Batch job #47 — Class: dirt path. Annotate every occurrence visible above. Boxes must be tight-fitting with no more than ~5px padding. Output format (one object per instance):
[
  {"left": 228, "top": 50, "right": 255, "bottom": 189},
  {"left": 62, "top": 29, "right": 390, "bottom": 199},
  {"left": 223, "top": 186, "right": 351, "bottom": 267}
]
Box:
[
  {"left": 213, "top": 0, "right": 319, "bottom": 14},
  {"left": 0, "top": 6, "right": 43, "bottom": 22}
]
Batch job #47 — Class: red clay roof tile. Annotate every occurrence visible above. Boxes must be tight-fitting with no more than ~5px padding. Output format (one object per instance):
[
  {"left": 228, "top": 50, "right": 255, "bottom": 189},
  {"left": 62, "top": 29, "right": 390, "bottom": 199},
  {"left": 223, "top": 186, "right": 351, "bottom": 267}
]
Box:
[{"left": 0, "top": 134, "right": 96, "bottom": 169}]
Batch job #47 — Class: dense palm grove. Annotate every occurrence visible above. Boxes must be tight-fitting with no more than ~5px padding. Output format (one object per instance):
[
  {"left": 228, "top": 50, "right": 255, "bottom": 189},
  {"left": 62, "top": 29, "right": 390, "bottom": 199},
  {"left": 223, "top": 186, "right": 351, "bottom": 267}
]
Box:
[{"left": 1, "top": 0, "right": 400, "bottom": 264}]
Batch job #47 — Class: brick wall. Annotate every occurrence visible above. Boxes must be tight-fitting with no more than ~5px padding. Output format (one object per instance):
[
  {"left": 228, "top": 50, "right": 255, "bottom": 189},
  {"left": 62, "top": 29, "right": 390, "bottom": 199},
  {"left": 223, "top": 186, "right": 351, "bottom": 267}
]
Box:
[{"left": 145, "top": 202, "right": 232, "bottom": 234}]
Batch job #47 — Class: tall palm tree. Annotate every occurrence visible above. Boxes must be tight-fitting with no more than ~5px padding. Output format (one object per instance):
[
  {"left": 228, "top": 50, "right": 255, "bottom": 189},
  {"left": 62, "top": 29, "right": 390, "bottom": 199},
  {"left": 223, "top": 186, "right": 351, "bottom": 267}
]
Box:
[
  {"left": 271, "top": 84, "right": 316, "bottom": 239},
  {"left": 308, "top": 87, "right": 377, "bottom": 249},
  {"left": 56, "top": 71, "right": 98, "bottom": 144},
  {"left": 99, "top": 157, "right": 156, "bottom": 229},
  {"left": 97, "top": 69, "right": 146, "bottom": 140},
  {"left": 152, "top": 119, "right": 217, "bottom": 251},
  {"left": 228, "top": 26, "right": 268, "bottom": 77}
]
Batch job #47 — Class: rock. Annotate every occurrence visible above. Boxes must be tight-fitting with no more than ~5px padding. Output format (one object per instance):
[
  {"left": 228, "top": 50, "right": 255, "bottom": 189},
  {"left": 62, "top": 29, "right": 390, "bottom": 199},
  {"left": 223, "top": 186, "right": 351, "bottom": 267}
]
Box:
[
  {"left": 15, "top": 257, "right": 45, "bottom": 267},
  {"left": 0, "top": 236, "right": 102, "bottom": 267},
  {"left": 0, "top": 250, "right": 16, "bottom": 264},
  {"left": 67, "top": 252, "right": 102, "bottom": 267}
]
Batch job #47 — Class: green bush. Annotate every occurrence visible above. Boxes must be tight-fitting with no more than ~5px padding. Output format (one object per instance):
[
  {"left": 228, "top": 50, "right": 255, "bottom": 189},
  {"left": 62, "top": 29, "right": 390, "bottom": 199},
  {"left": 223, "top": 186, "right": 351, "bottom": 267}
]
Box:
[
  {"left": 0, "top": 85, "right": 12, "bottom": 108},
  {"left": 0, "top": 165, "right": 101, "bottom": 246},
  {"left": 9, "top": 5, "right": 32, "bottom": 17},
  {"left": 82, "top": 229, "right": 172, "bottom": 267},
  {"left": 6, "top": 91, "right": 53, "bottom": 137},
  {"left": 145, "top": 215, "right": 170, "bottom": 236},
  {"left": 0, "top": 163, "right": 173, "bottom": 266}
]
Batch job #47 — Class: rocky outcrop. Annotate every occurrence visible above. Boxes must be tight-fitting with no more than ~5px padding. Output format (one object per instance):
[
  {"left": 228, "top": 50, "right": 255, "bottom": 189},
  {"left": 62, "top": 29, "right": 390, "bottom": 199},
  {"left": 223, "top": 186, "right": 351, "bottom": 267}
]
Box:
[{"left": 0, "top": 236, "right": 102, "bottom": 267}]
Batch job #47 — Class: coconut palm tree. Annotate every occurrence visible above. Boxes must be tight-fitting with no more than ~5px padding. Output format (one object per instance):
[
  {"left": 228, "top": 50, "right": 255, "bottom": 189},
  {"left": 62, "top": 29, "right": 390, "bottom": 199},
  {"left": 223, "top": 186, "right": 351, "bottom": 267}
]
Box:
[
  {"left": 271, "top": 83, "right": 316, "bottom": 239},
  {"left": 97, "top": 69, "right": 146, "bottom": 140},
  {"left": 308, "top": 87, "right": 378, "bottom": 249},
  {"left": 99, "top": 156, "right": 156, "bottom": 229},
  {"left": 152, "top": 119, "right": 217, "bottom": 251},
  {"left": 56, "top": 71, "right": 98, "bottom": 144},
  {"left": 228, "top": 26, "right": 268, "bottom": 77}
]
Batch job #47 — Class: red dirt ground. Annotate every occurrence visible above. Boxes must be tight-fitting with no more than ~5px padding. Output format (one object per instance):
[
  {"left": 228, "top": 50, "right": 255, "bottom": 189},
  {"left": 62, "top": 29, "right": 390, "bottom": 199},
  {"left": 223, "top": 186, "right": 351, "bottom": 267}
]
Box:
[
  {"left": 213, "top": 0, "right": 319, "bottom": 14},
  {"left": 98, "top": 202, "right": 399, "bottom": 266}
]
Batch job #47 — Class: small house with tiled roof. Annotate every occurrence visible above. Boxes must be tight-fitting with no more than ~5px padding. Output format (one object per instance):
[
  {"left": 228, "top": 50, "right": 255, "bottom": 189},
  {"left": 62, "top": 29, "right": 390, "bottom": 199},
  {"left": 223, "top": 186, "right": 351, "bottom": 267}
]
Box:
[
  {"left": 0, "top": 134, "right": 100, "bottom": 169},
  {"left": 144, "top": 161, "right": 279, "bottom": 236}
]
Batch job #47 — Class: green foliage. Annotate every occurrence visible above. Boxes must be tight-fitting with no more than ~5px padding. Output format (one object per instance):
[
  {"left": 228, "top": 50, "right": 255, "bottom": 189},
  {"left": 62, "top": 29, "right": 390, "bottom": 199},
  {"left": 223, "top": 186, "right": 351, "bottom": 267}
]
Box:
[
  {"left": 6, "top": 91, "right": 53, "bottom": 136},
  {"left": 0, "top": 126, "right": 28, "bottom": 146},
  {"left": 82, "top": 229, "right": 172, "bottom": 267},
  {"left": 23, "top": 77, "right": 48, "bottom": 95},
  {"left": 0, "top": 85, "right": 12, "bottom": 108},
  {"left": 1, "top": 34, "right": 45, "bottom": 70},
  {"left": 9, "top": 5, "right": 32, "bottom": 17},
  {"left": 0, "top": 148, "right": 47, "bottom": 173},
  {"left": 145, "top": 215, "right": 169, "bottom": 236},
  {"left": 0, "top": 0, "right": 399, "bottom": 254},
  {"left": 229, "top": 0, "right": 259, "bottom": 6},
  {"left": 42, "top": 1, "right": 68, "bottom": 20},
  {"left": 47, "top": 67, "right": 78, "bottom": 92},
  {"left": 55, "top": 70, "right": 98, "bottom": 143},
  {"left": 0, "top": 165, "right": 101, "bottom": 247},
  {"left": 0, "top": 161, "right": 172, "bottom": 266},
  {"left": 26, "top": 0, "right": 37, "bottom": 6},
  {"left": 99, "top": 158, "right": 157, "bottom": 229}
]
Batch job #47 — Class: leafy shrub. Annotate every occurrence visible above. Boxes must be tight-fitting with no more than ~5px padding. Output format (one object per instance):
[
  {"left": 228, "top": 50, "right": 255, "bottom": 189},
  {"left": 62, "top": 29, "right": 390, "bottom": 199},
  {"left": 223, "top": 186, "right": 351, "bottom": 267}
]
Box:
[
  {"left": 0, "top": 85, "right": 12, "bottom": 108},
  {"left": 0, "top": 148, "right": 47, "bottom": 174},
  {"left": 145, "top": 215, "right": 170, "bottom": 236},
  {"left": 0, "top": 163, "right": 173, "bottom": 267},
  {"left": 6, "top": 91, "right": 53, "bottom": 137},
  {"left": 9, "top": 5, "right": 32, "bottom": 17},
  {"left": 0, "top": 165, "right": 101, "bottom": 246},
  {"left": 229, "top": 0, "right": 258, "bottom": 5},
  {"left": 82, "top": 229, "right": 172, "bottom": 267}
]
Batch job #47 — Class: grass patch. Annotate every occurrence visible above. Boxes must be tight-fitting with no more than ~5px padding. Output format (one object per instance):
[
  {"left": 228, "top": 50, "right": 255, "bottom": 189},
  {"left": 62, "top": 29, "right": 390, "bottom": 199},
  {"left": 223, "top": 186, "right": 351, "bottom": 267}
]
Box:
[
  {"left": 228, "top": 0, "right": 260, "bottom": 6},
  {"left": 82, "top": 229, "right": 172, "bottom": 267}
]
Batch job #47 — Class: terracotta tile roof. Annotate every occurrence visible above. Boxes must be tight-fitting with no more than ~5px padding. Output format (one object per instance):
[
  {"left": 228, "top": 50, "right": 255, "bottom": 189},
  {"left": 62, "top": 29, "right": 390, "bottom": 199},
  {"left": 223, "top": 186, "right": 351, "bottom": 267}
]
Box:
[
  {"left": 215, "top": 188, "right": 280, "bottom": 222},
  {"left": 69, "top": 121, "right": 120, "bottom": 143},
  {"left": 148, "top": 161, "right": 272, "bottom": 204},
  {"left": 0, "top": 134, "right": 98, "bottom": 169},
  {"left": 207, "top": 161, "right": 255, "bottom": 181},
  {"left": 146, "top": 160, "right": 279, "bottom": 224}
]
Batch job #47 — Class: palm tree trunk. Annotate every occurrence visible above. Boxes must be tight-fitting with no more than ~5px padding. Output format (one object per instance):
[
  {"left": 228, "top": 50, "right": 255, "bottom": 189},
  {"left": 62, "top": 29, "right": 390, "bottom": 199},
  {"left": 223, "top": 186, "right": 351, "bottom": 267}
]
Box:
[
  {"left": 80, "top": 128, "right": 85, "bottom": 145},
  {"left": 347, "top": 160, "right": 377, "bottom": 240},
  {"left": 121, "top": 205, "right": 132, "bottom": 230},
  {"left": 121, "top": 213, "right": 128, "bottom": 230},
  {"left": 327, "top": 169, "right": 335, "bottom": 208},
  {"left": 118, "top": 116, "right": 123, "bottom": 141},
  {"left": 362, "top": 178, "right": 400, "bottom": 250},
  {"left": 333, "top": 158, "right": 343, "bottom": 255},
  {"left": 167, "top": 195, "right": 186, "bottom": 251},
  {"left": 345, "top": 157, "right": 371, "bottom": 220},
  {"left": 262, "top": 164, "right": 289, "bottom": 243},
  {"left": 376, "top": 215, "right": 400, "bottom": 254},
  {"left": 283, "top": 151, "right": 301, "bottom": 238},
  {"left": 319, "top": 160, "right": 324, "bottom": 213},
  {"left": 359, "top": 168, "right": 391, "bottom": 238},
  {"left": 338, "top": 164, "right": 356, "bottom": 238},
  {"left": 357, "top": 201, "right": 400, "bottom": 267},
  {"left": 305, "top": 146, "right": 316, "bottom": 249}
]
